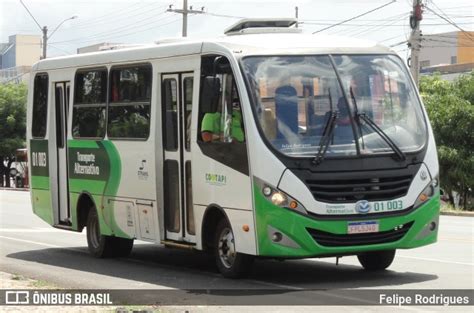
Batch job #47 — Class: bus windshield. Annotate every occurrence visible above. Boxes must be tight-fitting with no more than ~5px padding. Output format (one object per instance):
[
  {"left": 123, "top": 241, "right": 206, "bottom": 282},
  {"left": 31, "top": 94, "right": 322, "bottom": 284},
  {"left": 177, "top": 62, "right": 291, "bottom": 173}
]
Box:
[{"left": 241, "top": 54, "right": 427, "bottom": 158}]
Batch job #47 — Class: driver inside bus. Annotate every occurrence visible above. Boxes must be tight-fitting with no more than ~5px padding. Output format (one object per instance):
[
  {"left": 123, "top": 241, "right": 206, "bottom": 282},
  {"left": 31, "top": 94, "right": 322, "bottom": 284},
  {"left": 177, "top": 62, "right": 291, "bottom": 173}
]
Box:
[{"left": 201, "top": 98, "right": 244, "bottom": 143}]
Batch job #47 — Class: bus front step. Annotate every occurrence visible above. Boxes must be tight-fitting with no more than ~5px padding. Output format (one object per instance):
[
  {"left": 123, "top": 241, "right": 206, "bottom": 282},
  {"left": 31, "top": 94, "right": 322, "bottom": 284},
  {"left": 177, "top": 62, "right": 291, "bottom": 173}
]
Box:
[{"left": 161, "top": 240, "right": 196, "bottom": 250}]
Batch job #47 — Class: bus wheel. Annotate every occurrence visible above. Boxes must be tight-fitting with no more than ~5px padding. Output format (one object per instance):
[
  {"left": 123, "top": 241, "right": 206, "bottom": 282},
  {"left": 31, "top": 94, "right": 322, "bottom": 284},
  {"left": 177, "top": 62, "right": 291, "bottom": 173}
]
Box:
[
  {"left": 214, "top": 219, "right": 254, "bottom": 278},
  {"left": 357, "top": 250, "right": 396, "bottom": 271},
  {"left": 86, "top": 209, "right": 133, "bottom": 258}
]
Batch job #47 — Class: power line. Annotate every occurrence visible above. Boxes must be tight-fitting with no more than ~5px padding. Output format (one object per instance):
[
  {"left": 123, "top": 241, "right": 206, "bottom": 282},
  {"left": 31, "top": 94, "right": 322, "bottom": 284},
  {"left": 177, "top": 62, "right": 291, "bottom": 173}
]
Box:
[
  {"left": 53, "top": 16, "right": 182, "bottom": 46},
  {"left": 18, "top": 0, "right": 42, "bottom": 31},
  {"left": 379, "top": 34, "right": 406, "bottom": 43},
  {"left": 71, "top": 1, "right": 154, "bottom": 27},
  {"left": 390, "top": 40, "right": 408, "bottom": 47},
  {"left": 327, "top": 12, "right": 407, "bottom": 35},
  {"left": 72, "top": 3, "right": 168, "bottom": 30},
  {"left": 338, "top": 13, "right": 408, "bottom": 37},
  {"left": 51, "top": 11, "right": 170, "bottom": 45},
  {"left": 424, "top": 3, "right": 474, "bottom": 41},
  {"left": 204, "top": 12, "right": 245, "bottom": 19},
  {"left": 304, "top": 21, "right": 472, "bottom": 27},
  {"left": 312, "top": 0, "right": 397, "bottom": 34}
]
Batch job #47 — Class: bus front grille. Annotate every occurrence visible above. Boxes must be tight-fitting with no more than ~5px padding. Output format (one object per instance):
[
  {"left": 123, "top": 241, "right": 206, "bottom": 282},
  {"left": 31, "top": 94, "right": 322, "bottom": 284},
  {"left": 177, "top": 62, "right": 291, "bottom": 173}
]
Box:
[
  {"left": 305, "top": 171, "right": 414, "bottom": 203},
  {"left": 306, "top": 221, "right": 413, "bottom": 247}
]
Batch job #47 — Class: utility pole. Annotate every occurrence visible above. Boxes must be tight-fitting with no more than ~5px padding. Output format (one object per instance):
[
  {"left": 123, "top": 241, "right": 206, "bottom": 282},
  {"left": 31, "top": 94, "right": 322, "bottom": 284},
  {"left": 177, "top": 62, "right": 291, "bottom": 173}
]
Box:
[
  {"left": 167, "top": 0, "right": 204, "bottom": 37},
  {"left": 19, "top": 0, "right": 77, "bottom": 59},
  {"left": 295, "top": 6, "right": 299, "bottom": 28},
  {"left": 42, "top": 26, "right": 48, "bottom": 59},
  {"left": 408, "top": 0, "right": 423, "bottom": 86}
]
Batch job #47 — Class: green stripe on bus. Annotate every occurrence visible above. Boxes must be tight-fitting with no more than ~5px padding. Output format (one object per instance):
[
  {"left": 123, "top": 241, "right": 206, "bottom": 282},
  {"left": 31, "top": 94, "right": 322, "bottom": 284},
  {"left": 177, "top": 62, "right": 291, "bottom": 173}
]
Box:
[
  {"left": 30, "top": 176, "right": 50, "bottom": 190},
  {"left": 69, "top": 179, "right": 107, "bottom": 194},
  {"left": 67, "top": 140, "right": 100, "bottom": 148},
  {"left": 31, "top": 189, "right": 53, "bottom": 225}
]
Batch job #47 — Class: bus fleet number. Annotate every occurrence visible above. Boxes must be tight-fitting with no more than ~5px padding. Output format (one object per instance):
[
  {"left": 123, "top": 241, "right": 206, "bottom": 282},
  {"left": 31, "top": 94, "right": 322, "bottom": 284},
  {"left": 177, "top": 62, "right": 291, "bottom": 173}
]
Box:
[
  {"left": 373, "top": 200, "right": 403, "bottom": 212},
  {"left": 32, "top": 152, "right": 47, "bottom": 167}
]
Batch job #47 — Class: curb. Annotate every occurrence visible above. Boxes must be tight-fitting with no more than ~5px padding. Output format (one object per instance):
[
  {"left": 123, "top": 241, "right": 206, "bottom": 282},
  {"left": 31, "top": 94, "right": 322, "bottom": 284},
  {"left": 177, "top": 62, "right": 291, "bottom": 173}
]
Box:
[
  {"left": 0, "top": 187, "right": 29, "bottom": 191},
  {"left": 440, "top": 211, "right": 474, "bottom": 217}
]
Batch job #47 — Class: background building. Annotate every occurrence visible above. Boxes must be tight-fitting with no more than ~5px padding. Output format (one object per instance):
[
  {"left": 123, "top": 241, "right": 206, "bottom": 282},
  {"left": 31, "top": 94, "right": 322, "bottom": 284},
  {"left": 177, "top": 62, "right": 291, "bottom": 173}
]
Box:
[
  {"left": 419, "top": 31, "right": 474, "bottom": 80},
  {"left": 0, "top": 34, "right": 41, "bottom": 83}
]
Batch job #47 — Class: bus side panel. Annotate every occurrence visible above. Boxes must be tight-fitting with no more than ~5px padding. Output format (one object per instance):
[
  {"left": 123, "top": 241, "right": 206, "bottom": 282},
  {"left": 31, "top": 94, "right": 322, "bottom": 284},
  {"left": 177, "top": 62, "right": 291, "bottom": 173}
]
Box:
[
  {"left": 29, "top": 139, "right": 53, "bottom": 225},
  {"left": 192, "top": 155, "right": 257, "bottom": 255},
  {"left": 111, "top": 141, "right": 157, "bottom": 242},
  {"left": 68, "top": 139, "right": 124, "bottom": 237}
]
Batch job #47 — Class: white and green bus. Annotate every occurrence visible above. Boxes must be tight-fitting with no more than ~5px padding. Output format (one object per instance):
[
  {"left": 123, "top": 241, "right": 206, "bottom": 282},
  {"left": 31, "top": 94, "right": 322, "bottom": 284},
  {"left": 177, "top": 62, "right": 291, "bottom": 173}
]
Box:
[{"left": 27, "top": 19, "right": 440, "bottom": 278}]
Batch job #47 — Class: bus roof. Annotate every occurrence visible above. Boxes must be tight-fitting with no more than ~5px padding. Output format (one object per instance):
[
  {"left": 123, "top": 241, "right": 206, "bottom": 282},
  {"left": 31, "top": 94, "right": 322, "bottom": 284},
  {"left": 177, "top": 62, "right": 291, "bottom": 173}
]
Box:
[{"left": 31, "top": 33, "right": 393, "bottom": 72}]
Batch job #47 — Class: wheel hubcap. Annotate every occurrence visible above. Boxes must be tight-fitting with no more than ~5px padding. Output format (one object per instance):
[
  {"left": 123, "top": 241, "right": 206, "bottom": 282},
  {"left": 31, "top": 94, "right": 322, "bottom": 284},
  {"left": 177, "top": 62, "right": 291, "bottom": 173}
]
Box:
[{"left": 218, "top": 227, "right": 236, "bottom": 269}]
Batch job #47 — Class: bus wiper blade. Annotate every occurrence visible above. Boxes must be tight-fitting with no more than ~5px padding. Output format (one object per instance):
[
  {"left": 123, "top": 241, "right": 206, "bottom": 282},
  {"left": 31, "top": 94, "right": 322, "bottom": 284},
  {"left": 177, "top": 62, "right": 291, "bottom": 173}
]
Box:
[
  {"left": 313, "top": 110, "right": 338, "bottom": 165},
  {"left": 349, "top": 87, "right": 405, "bottom": 161},
  {"left": 357, "top": 113, "right": 406, "bottom": 161}
]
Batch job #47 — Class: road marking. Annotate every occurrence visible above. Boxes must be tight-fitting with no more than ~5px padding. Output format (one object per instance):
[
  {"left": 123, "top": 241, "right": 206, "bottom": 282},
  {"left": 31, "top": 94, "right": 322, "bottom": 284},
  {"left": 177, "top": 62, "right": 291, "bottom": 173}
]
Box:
[
  {"left": 0, "top": 235, "right": 62, "bottom": 248},
  {"left": 244, "top": 278, "right": 304, "bottom": 291},
  {"left": 0, "top": 228, "right": 74, "bottom": 233},
  {"left": 398, "top": 255, "right": 474, "bottom": 266}
]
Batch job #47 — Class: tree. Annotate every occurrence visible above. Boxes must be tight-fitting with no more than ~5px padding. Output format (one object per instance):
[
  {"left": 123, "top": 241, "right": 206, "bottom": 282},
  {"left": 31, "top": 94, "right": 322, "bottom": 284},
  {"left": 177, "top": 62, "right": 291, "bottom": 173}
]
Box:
[
  {"left": 0, "top": 83, "right": 27, "bottom": 187},
  {"left": 419, "top": 72, "right": 474, "bottom": 210}
]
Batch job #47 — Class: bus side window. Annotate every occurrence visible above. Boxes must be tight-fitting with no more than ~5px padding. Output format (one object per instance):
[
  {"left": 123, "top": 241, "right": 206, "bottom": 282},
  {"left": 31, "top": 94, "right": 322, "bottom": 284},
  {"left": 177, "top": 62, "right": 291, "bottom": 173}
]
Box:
[
  {"left": 183, "top": 77, "right": 193, "bottom": 151},
  {"left": 162, "top": 78, "right": 178, "bottom": 151},
  {"left": 32, "top": 73, "right": 49, "bottom": 138},
  {"left": 108, "top": 64, "right": 152, "bottom": 140},
  {"left": 72, "top": 68, "right": 107, "bottom": 139}
]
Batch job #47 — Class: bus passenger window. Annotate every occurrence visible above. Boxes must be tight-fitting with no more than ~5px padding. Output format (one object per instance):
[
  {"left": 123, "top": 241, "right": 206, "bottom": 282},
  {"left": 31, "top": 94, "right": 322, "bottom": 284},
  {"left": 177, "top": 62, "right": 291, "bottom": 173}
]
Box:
[
  {"left": 108, "top": 65, "right": 152, "bottom": 139},
  {"left": 163, "top": 78, "right": 178, "bottom": 151},
  {"left": 72, "top": 69, "right": 107, "bottom": 138},
  {"left": 183, "top": 77, "right": 193, "bottom": 151},
  {"left": 32, "top": 73, "right": 49, "bottom": 138}
]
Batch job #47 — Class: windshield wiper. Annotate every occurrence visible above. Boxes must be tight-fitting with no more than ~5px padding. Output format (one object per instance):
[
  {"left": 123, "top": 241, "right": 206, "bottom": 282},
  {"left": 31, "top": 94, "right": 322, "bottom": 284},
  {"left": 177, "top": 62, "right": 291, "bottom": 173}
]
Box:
[
  {"left": 313, "top": 89, "right": 338, "bottom": 165},
  {"left": 350, "top": 87, "right": 406, "bottom": 161}
]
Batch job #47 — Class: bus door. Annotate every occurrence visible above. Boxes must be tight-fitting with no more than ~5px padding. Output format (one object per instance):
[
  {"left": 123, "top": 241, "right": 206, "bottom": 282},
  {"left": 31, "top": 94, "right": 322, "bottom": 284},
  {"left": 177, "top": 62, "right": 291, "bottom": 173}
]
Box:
[
  {"left": 161, "top": 73, "right": 195, "bottom": 243},
  {"left": 54, "top": 81, "right": 71, "bottom": 225}
]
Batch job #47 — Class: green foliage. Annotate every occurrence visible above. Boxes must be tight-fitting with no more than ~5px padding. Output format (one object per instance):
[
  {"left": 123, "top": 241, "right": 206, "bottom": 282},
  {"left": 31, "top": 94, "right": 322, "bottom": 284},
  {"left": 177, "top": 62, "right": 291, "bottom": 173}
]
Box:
[
  {"left": 419, "top": 72, "right": 474, "bottom": 209},
  {"left": 0, "top": 83, "right": 27, "bottom": 187},
  {"left": 0, "top": 83, "right": 27, "bottom": 157}
]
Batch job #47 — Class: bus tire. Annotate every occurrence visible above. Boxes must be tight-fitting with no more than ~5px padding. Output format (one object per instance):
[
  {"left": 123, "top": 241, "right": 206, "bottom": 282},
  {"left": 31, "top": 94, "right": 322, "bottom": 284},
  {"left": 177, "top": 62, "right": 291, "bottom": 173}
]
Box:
[
  {"left": 214, "top": 219, "right": 254, "bottom": 278},
  {"left": 357, "top": 250, "right": 396, "bottom": 271},
  {"left": 86, "top": 209, "right": 133, "bottom": 258}
]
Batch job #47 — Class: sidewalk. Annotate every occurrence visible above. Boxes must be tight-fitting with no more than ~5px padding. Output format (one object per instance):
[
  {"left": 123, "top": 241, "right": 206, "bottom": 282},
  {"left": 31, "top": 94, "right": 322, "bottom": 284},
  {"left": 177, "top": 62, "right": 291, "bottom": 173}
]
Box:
[{"left": 0, "top": 187, "right": 29, "bottom": 192}]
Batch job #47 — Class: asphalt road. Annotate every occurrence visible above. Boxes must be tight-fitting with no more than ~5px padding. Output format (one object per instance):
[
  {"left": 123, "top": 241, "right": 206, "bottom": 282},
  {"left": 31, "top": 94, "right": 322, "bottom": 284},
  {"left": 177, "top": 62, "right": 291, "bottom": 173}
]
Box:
[{"left": 0, "top": 189, "right": 473, "bottom": 311}]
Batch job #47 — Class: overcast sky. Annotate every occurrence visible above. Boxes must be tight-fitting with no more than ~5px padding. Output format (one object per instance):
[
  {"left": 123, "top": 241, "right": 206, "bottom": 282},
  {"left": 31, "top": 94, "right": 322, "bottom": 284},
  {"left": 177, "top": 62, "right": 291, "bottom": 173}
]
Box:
[{"left": 1, "top": 0, "right": 473, "bottom": 58}]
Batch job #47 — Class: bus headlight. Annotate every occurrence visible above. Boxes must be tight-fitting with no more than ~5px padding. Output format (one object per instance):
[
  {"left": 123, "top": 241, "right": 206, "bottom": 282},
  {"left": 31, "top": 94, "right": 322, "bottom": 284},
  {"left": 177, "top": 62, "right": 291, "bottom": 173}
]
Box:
[
  {"left": 271, "top": 192, "right": 287, "bottom": 206},
  {"left": 254, "top": 176, "right": 307, "bottom": 214},
  {"left": 414, "top": 175, "right": 439, "bottom": 209}
]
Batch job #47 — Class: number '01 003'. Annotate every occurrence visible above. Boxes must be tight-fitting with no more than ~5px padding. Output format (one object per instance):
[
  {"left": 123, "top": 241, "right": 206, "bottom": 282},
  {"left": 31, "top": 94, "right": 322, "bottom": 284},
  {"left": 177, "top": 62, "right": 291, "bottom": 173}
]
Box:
[{"left": 32, "top": 152, "right": 47, "bottom": 167}]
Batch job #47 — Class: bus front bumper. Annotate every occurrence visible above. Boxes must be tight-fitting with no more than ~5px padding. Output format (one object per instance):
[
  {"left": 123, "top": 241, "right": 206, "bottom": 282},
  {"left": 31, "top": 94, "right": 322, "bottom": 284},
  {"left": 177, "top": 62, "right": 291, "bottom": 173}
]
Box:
[{"left": 255, "top": 192, "right": 440, "bottom": 258}]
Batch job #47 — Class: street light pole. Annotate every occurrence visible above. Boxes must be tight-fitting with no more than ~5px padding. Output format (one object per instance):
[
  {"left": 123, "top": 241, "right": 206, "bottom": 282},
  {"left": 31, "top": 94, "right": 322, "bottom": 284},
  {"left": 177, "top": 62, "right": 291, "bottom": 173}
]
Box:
[
  {"left": 19, "top": 0, "right": 77, "bottom": 59},
  {"left": 42, "top": 15, "right": 78, "bottom": 59}
]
